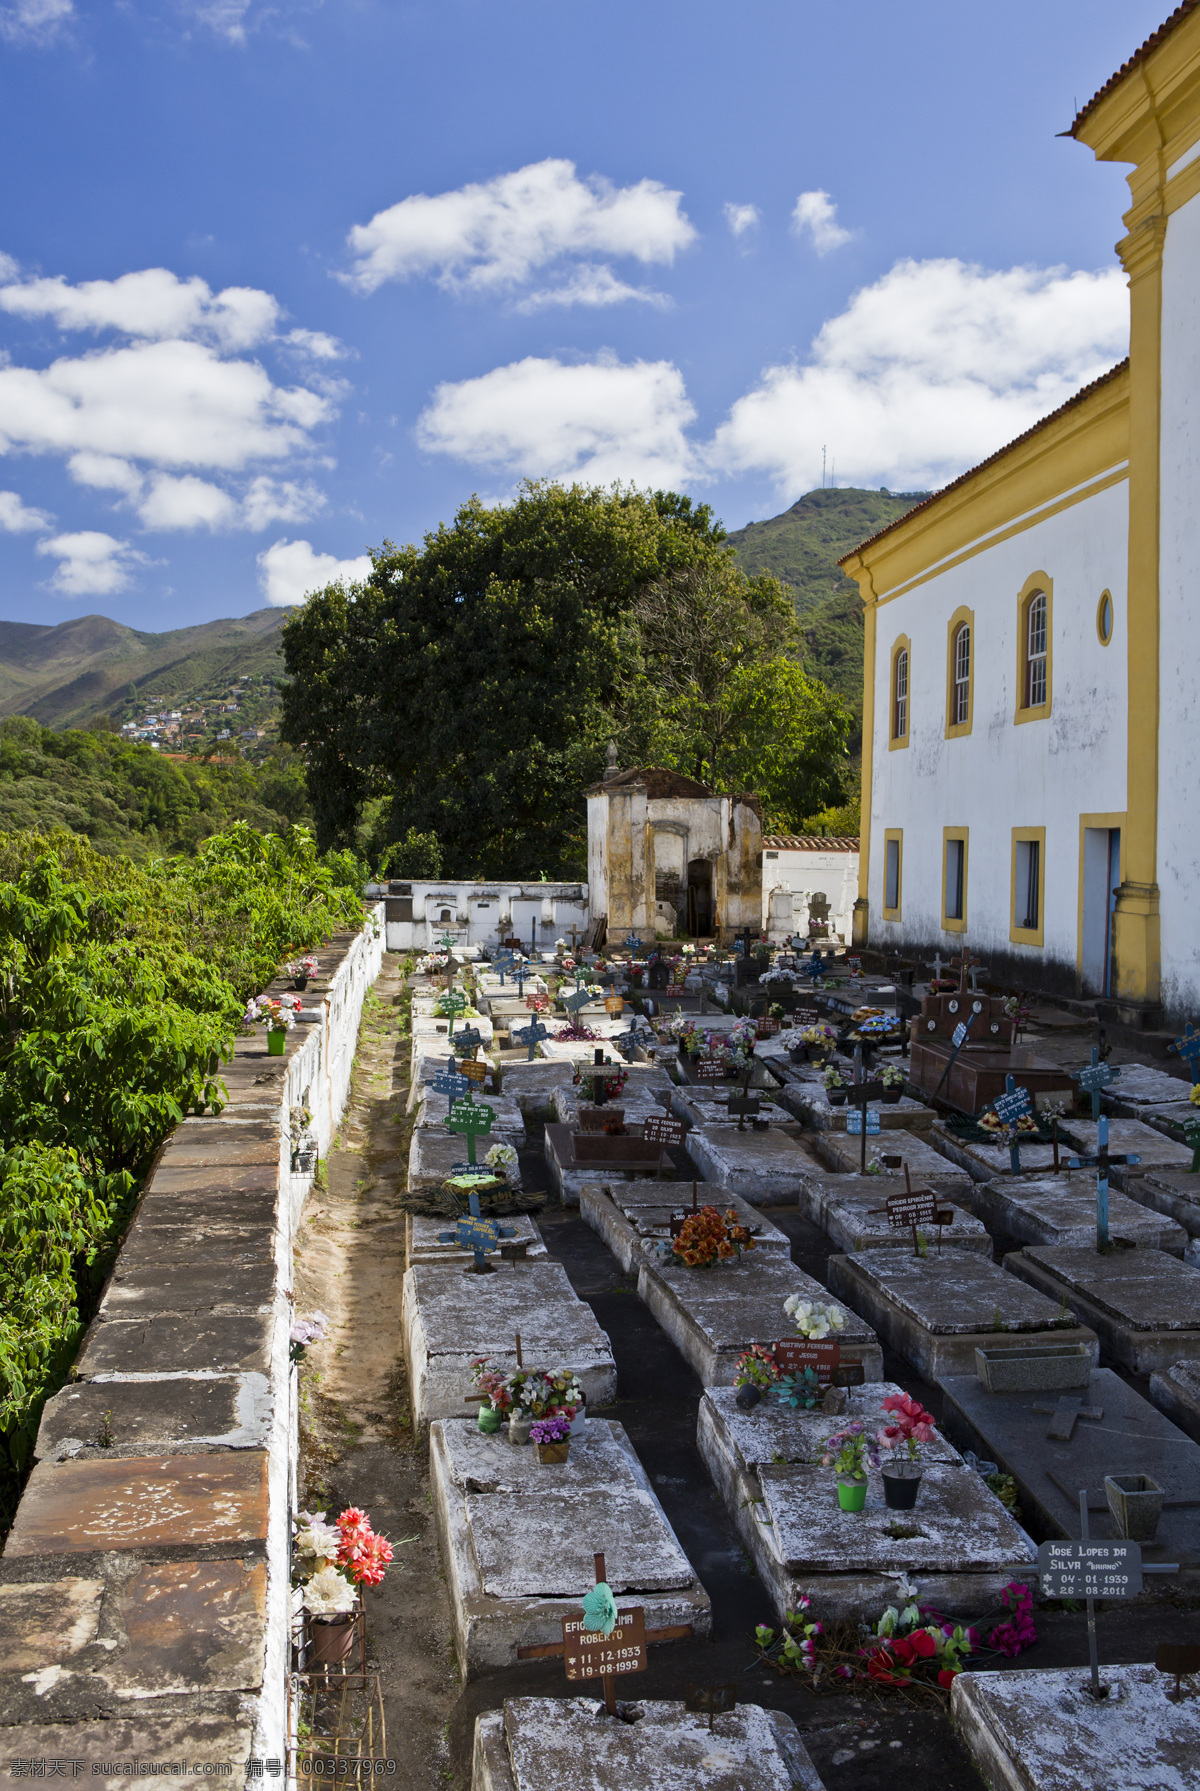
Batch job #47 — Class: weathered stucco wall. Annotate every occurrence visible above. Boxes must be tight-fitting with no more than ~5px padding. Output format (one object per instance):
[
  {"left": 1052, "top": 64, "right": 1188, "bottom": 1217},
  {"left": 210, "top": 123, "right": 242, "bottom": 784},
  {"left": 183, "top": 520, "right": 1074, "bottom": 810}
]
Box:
[
  {"left": 1158, "top": 185, "right": 1200, "bottom": 1023},
  {"left": 0, "top": 908, "right": 384, "bottom": 1778},
  {"left": 370, "top": 882, "right": 588, "bottom": 954},
  {"left": 866, "top": 482, "right": 1128, "bottom": 987},
  {"left": 763, "top": 846, "right": 859, "bottom": 941}
]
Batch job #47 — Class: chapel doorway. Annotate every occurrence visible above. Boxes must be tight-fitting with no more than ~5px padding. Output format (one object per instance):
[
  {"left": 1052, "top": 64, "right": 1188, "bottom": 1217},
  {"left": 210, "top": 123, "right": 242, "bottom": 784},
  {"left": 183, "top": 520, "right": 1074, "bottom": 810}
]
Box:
[
  {"left": 1080, "top": 827, "right": 1120, "bottom": 997},
  {"left": 687, "top": 859, "right": 713, "bottom": 936}
]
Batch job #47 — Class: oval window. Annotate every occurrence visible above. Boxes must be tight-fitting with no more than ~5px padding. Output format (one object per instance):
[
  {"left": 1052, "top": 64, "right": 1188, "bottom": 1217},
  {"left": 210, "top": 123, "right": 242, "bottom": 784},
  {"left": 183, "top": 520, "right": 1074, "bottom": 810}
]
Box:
[{"left": 1097, "top": 590, "right": 1114, "bottom": 645}]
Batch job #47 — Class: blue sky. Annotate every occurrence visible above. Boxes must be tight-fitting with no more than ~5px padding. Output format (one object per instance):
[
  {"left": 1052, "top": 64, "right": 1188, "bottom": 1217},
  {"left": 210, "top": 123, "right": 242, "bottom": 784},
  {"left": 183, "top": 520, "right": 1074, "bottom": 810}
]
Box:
[{"left": 0, "top": 0, "right": 1170, "bottom": 630}]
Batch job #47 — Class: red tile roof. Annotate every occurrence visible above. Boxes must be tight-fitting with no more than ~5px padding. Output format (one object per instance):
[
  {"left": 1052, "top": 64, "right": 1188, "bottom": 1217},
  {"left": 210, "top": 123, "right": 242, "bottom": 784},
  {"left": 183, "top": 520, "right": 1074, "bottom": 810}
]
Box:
[
  {"left": 838, "top": 359, "right": 1130, "bottom": 565},
  {"left": 764, "top": 835, "right": 859, "bottom": 851},
  {"left": 1069, "top": 3, "right": 1199, "bottom": 134}
]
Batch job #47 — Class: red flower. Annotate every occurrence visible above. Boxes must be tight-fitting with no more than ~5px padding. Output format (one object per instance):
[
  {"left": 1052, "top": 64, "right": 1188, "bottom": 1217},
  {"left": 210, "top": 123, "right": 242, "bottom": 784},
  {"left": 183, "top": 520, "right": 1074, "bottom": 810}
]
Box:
[{"left": 938, "top": 1668, "right": 959, "bottom": 1689}]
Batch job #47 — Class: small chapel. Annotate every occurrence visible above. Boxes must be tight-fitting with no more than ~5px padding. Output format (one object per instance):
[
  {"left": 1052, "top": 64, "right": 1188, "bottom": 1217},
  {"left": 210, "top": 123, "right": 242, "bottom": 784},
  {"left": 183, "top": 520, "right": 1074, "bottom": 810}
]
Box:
[{"left": 841, "top": 0, "right": 1200, "bottom": 1032}]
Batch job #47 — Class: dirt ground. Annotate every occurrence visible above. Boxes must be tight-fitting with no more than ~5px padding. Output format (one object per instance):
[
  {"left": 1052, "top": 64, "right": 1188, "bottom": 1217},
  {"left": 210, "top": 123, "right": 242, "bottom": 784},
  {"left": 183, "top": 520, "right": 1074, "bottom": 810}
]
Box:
[{"left": 291, "top": 959, "right": 1200, "bottom": 1791}]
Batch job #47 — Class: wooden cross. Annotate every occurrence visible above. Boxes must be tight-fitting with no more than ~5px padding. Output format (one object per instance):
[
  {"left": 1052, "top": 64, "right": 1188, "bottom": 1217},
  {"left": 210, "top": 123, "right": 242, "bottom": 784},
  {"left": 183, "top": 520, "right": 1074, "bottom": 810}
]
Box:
[
  {"left": 1170, "top": 1022, "right": 1200, "bottom": 1085},
  {"left": 1073, "top": 1046, "right": 1118, "bottom": 1122},
  {"left": 1065, "top": 1114, "right": 1141, "bottom": 1247},
  {"left": 1031, "top": 1394, "right": 1104, "bottom": 1440},
  {"left": 952, "top": 947, "right": 977, "bottom": 992}
]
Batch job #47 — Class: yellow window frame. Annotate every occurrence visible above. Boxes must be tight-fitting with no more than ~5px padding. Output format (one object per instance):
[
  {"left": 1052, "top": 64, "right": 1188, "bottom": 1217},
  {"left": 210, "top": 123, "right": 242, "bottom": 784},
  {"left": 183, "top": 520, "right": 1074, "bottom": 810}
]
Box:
[
  {"left": 945, "top": 607, "right": 974, "bottom": 739},
  {"left": 1015, "top": 572, "right": 1052, "bottom": 724},
  {"left": 1010, "top": 826, "right": 1046, "bottom": 946},
  {"left": 882, "top": 828, "right": 903, "bottom": 921},
  {"left": 942, "top": 826, "right": 969, "bottom": 933}
]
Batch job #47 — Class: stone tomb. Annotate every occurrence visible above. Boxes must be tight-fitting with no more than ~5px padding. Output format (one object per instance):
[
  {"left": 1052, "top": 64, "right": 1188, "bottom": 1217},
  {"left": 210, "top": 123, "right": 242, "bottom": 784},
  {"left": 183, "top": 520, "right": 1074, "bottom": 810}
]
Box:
[
  {"left": 667, "top": 1080, "right": 788, "bottom": 1133},
  {"left": 406, "top": 1211, "right": 547, "bottom": 1267},
  {"left": 1123, "top": 1166, "right": 1200, "bottom": 1238},
  {"left": 402, "top": 1260, "right": 617, "bottom": 1426},
  {"left": 543, "top": 1123, "right": 674, "bottom": 1206},
  {"left": 1059, "top": 1116, "right": 1194, "bottom": 1188},
  {"left": 960, "top": 1175, "right": 1187, "bottom": 1254},
  {"left": 636, "top": 1250, "right": 883, "bottom": 1387},
  {"left": 925, "top": 1124, "right": 1070, "bottom": 1184},
  {"left": 1100, "top": 1061, "right": 1194, "bottom": 1115},
  {"left": 683, "top": 1123, "right": 816, "bottom": 1206},
  {"left": 430, "top": 1419, "right": 710, "bottom": 1676},
  {"left": 775, "top": 1082, "right": 934, "bottom": 1133},
  {"left": 497, "top": 1061, "right": 578, "bottom": 1123},
  {"left": 697, "top": 1385, "right": 1034, "bottom": 1624},
  {"left": 1148, "top": 1360, "right": 1200, "bottom": 1446},
  {"left": 814, "top": 1128, "right": 975, "bottom": 1198},
  {"left": 952, "top": 1663, "right": 1200, "bottom": 1791},
  {"left": 472, "top": 1698, "right": 823, "bottom": 1791},
  {"left": 578, "top": 1180, "right": 789, "bottom": 1275},
  {"left": 408, "top": 1121, "right": 524, "bottom": 1192},
  {"left": 550, "top": 1078, "right": 670, "bottom": 1131},
  {"left": 826, "top": 1249, "right": 1098, "bottom": 1381},
  {"left": 796, "top": 1170, "right": 991, "bottom": 1256},
  {"left": 1004, "top": 1245, "right": 1200, "bottom": 1375},
  {"left": 939, "top": 1366, "right": 1200, "bottom": 1568},
  {"left": 414, "top": 1080, "right": 526, "bottom": 1142}
]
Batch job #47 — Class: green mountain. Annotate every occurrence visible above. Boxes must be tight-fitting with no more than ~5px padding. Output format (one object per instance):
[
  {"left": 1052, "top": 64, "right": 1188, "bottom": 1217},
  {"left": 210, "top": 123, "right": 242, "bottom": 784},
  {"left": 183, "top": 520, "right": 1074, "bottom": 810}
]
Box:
[
  {"left": 0, "top": 609, "right": 286, "bottom": 732},
  {"left": 727, "top": 487, "right": 930, "bottom": 714}
]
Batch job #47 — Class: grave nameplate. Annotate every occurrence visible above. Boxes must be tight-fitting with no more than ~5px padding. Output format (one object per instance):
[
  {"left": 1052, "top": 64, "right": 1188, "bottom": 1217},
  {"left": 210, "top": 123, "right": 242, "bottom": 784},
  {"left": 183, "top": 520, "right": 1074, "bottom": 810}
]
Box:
[
  {"left": 775, "top": 1338, "right": 840, "bottom": 1383},
  {"left": 887, "top": 1190, "right": 939, "bottom": 1229},
  {"left": 994, "top": 1085, "right": 1032, "bottom": 1126},
  {"left": 1170, "top": 1023, "right": 1200, "bottom": 1085},
  {"left": 430, "top": 1063, "right": 472, "bottom": 1118},
  {"left": 563, "top": 987, "right": 593, "bottom": 1017},
  {"left": 513, "top": 1018, "right": 549, "bottom": 1061},
  {"left": 562, "top": 1607, "right": 648, "bottom": 1682},
  {"left": 447, "top": 1095, "right": 495, "bottom": 1165},
  {"left": 1038, "top": 1539, "right": 1143, "bottom": 1600},
  {"left": 605, "top": 996, "right": 625, "bottom": 1016},
  {"left": 460, "top": 1059, "right": 488, "bottom": 1084},
  {"left": 696, "top": 1061, "right": 727, "bottom": 1082},
  {"left": 453, "top": 1025, "right": 483, "bottom": 1058},
  {"left": 643, "top": 1115, "right": 686, "bottom": 1150},
  {"left": 685, "top": 1684, "right": 738, "bottom": 1732},
  {"left": 846, "top": 1109, "right": 882, "bottom": 1136}
]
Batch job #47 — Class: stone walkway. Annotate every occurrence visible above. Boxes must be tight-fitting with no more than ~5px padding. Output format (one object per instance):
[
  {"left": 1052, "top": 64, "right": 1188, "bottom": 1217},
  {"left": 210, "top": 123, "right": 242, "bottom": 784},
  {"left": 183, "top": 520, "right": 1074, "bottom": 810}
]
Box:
[{"left": 293, "top": 960, "right": 1200, "bottom": 1791}]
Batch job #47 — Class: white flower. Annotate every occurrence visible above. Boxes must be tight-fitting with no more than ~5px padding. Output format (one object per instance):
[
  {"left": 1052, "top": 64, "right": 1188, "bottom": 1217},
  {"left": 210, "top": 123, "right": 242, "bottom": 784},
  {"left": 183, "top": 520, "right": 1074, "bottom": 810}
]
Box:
[
  {"left": 295, "top": 1519, "right": 342, "bottom": 1568},
  {"left": 302, "top": 1565, "right": 357, "bottom": 1616},
  {"left": 486, "top": 1143, "right": 518, "bottom": 1169},
  {"left": 783, "top": 1295, "right": 847, "bottom": 1337}
]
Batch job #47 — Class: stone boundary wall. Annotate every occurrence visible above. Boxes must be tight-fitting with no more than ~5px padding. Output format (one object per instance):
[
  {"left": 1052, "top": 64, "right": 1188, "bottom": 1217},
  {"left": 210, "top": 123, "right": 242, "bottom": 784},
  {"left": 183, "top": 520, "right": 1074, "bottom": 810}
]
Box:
[{"left": 0, "top": 906, "right": 385, "bottom": 1782}]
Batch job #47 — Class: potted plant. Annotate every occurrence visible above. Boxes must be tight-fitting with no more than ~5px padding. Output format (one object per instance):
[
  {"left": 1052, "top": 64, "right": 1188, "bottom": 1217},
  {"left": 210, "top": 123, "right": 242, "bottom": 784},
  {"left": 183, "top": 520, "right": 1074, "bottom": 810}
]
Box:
[
  {"left": 245, "top": 994, "right": 302, "bottom": 1057},
  {"left": 876, "top": 1392, "right": 937, "bottom": 1509},
  {"left": 531, "top": 1414, "right": 572, "bottom": 1463},
  {"left": 880, "top": 1062, "right": 906, "bottom": 1104},
  {"left": 294, "top": 1506, "right": 395, "bottom": 1665},
  {"left": 287, "top": 955, "right": 319, "bottom": 991},
  {"left": 821, "top": 1422, "right": 878, "bottom": 1512},
  {"left": 732, "top": 1344, "right": 780, "bottom": 1410},
  {"left": 824, "top": 1064, "right": 848, "bottom": 1106}
]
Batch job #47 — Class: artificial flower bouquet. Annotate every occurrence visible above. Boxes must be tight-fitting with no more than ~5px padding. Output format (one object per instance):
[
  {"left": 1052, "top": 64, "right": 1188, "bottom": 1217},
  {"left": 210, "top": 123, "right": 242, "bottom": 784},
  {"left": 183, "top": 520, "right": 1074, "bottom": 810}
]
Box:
[
  {"left": 732, "top": 1343, "right": 780, "bottom": 1392},
  {"left": 821, "top": 1421, "right": 878, "bottom": 1481},
  {"left": 783, "top": 1294, "right": 847, "bottom": 1339},
  {"left": 672, "top": 1205, "right": 756, "bottom": 1268},
  {"left": 822, "top": 1064, "right": 846, "bottom": 1091},
  {"left": 485, "top": 1141, "right": 520, "bottom": 1186},
  {"left": 470, "top": 1358, "right": 584, "bottom": 1420},
  {"left": 244, "top": 994, "right": 303, "bottom": 1033},
  {"left": 880, "top": 1061, "right": 906, "bottom": 1088},
  {"left": 286, "top": 956, "right": 320, "bottom": 980},
  {"left": 293, "top": 1505, "right": 395, "bottom": 1624},
  {"left": 876, "top": 1392, "right": 936, "bottom": 1470},
  {"left": 289, "top": 1311, "right": 328, "bottom": 1363}
]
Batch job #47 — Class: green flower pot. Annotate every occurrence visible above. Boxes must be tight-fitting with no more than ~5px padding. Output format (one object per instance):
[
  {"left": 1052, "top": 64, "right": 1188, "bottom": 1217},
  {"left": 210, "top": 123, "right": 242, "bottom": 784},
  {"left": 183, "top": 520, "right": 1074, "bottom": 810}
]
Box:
[
  {"left": 837, "top": 1476, "right": 868, "bottom": 1512},
  {"left": 267, "top": 1028, "right": 286, "bottom": 1056},
  {"left": 477, "top": 1403, "right": 503, "bottom": 1435}
]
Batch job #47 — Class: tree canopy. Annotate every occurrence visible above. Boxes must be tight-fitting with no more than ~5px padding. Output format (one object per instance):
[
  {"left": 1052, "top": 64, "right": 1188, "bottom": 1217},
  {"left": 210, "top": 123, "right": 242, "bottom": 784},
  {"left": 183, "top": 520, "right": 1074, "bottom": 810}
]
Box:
[{"left": 281, "top": 481, "right": 854, "bottom": 874}]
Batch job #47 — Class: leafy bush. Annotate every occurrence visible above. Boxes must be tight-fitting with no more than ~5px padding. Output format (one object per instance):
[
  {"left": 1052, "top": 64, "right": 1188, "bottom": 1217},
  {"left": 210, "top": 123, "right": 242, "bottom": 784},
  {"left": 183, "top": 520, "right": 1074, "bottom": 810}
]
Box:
[{"left": 0, "top": 823, "right": 365, "bottom": 1512}]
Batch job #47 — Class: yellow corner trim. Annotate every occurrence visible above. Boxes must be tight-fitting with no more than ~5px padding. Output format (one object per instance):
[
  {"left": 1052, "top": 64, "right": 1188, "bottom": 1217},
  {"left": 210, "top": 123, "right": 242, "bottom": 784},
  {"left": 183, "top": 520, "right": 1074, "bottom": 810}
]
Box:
[{"left": 1010, "top": 826, "right": 1046, "bottom": 947}]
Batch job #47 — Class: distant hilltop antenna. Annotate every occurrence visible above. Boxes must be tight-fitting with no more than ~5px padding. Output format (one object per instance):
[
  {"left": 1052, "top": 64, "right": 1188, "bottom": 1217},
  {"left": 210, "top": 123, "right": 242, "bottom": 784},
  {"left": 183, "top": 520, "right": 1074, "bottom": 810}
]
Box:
[{"left": 822, "top": 445, "right": 827, "bottom": 488}]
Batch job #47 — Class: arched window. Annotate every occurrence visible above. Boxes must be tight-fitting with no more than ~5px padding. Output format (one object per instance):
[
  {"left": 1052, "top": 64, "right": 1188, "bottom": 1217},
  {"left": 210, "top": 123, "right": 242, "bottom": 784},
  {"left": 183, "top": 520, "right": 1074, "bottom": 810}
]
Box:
[
  {"left": 1025, "top": 593, "right": 1047, "bottom": 707},
  {"left": 440, "top": 907, "right": 452, "bottom": 923},
  {"left": 1015, "top": 574, "right": 1053, "bottom": 723},
  {"left": 952, "top": 625, "right": 970, "bottom": 725},
  {"left": 889, "top": 638, "right": 910, "bottom": 748}
]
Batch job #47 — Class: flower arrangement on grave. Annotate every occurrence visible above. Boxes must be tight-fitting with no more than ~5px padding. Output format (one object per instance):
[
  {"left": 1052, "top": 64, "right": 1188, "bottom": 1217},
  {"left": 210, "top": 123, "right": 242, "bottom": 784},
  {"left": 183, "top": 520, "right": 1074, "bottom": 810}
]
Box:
[
  {"left": 979, "top": 1106, "right": 1038, "bottom": 1135},
  {"left": 756, "top": 1593, "right": 981, "bottom": 1699},
  {"left": 293, "top": 1506, "right": 397, "bottom": 1617},
  {"left": 733, "top": 1344, "right": 780, "bottom": 1392},
  {"left": 821, "top": 1421, "right": 878, "bottom": 1483},
  {"left": 289, "top": 1311, "right": 328, "bottom": 1363},
  {"left": 929, "top": 976, "right": 959, "bottom": 993},
  {"left": 244, "top": 994, "right": 302, "bottom": 1033},
  {"left": 672, "top": 1205, "right": 756, "bottom": 1268},
  {"left": 1190, "top": 1084, "right": 1200, "bottom": 1108},
  {"left": 484, "top": 1142, "right": 520, "bottom": 1186},
  {"left": 763, "top": 966, "right": 801, "bottom": 986},
  {"left": 822, "top": 1064, "right": 846, "bottom": 1091},
  {"left": 876, "top": 1392, "right": 936, "bottom": 1483},
  {"left": 987, "top": 1582, "right": 1037, "bottom": 1657},
  {"left": 560, "top": 955, "right": 576, "bottom": 973},
  {"left": 470, "top": 1359, "right": 583, "bottom": 1419},
  {"left": 880, "top": 1061, "right": 905, "bottom": 1089},
  {"left": 572, "top": 1063, "right": 628, "bottom": 1099},
  {"left": 285, "top": 955, "right": 320, "bottom": 986},
  {"left": 555, "top": 1019, "right": 600, "bottom": 1041},
  {"left": 530, "top": 1414, "right": 571, "bottom": 1444},
  {"left": 783, "top": 1294, "right": 846, "bottom": 1339}
]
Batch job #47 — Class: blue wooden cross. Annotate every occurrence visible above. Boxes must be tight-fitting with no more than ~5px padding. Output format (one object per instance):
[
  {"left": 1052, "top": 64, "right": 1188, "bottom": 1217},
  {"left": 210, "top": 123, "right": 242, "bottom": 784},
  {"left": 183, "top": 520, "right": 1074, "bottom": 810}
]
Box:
[
  {"left": 1170, "top": 1023, "right": 1200, "bottom": 1086},
  {"left": 563, "top": 986, "right": 593, "bottom": 1018},
  {"left": 493, "top": 950, "right": 516, "bottom": 986},
  {"left": 514, "top": 1017, "right": 549, "bottom": 1061},
  {"left": 626, "top": 933, "right": 643, "bottom": 958},
  {"left": 1066, "top": 1114, "right": 1141, "bottom": 1248},
  {"left": 1073, "top": 1047, "right": 1119, "bottom": 1121},
  {"left": 994, "top": 1075, "right": 1033, "bottom": 1175},
  {"left": 453, "top": 1025, "right": 484, "bottom": 1059},
  {"left": 435, "top": 1188, "right": 517, "bottom": 1272},
  {"left": 805, "top": 950, "right": 825, "bottom": 985},
  {"left": 429, "top": 1057, "right": 471, "bottom": 1119}
]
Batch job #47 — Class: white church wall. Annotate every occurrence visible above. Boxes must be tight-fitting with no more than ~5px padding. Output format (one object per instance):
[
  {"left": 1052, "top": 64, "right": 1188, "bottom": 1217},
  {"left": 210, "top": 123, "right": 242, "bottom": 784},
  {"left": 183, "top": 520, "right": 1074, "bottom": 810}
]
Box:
[
  {"left": 1158, "top": 185, "right": 1200, "bottom": 1020},
  {"left": 868, "top": 482, "right": 1128, "bottom": 985}
]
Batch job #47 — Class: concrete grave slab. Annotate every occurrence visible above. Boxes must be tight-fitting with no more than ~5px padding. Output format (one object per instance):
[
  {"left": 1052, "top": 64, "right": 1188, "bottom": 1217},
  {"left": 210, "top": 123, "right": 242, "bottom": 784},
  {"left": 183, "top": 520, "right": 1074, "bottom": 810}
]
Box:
[
  {"left": 472, "top": 1698, "right": 823, "bottom": 1791},
  {"left": 550, "top": 1082, "right": 669, "bottom": 1130},
  {"left": 636, "top": 1250, "right": 882, "bottom": 1387},
  {"left": 153, "top": 1124, "right": 281, "bottom": 1168},
  {"left": 1005, "top": 1245, "right": 1200, "bottom": 1374},
  {"left": 779, "top": 1085, "right": 933, "bottom": 1132},
  {"left": 140, "top": 1159, "right": 281, "bottom": 1203},
  {"left": 116, "top": 1219, "right": 277, "bottom": 1269},
  {"left": 98, "top": 1260, "right": 276, "bottom": 1318},
  {"left": 0, "top": 1577, "right": 102, "bottom": 1672},
  {"left": 430, "top": 1419, "right": 710, "bottom": 1676},
  {"left": 497, "top": 1061, "right": 579, "bottom": 1121},
  {"left": 415, "top": 1087, "right": 526, "bottom": 1142},
  {"left": 697, "top": 1387, "right": 1030, "bottom": 1625},
  {"left": 402, "top": 1260, "right": 617, "bottom": 1426},
  {"left": 683, "top": 1124, "right": 815, "bottom": 1206},
  {"left": 75, "top": 1311, "right": 275, "bottom": 1381},
  {"left": 579, "top": 1182, "right": 789, "bottom": 1275},
  {"left": 667, "top": 1082, "right": 787, "bottom": 1132},
  {"left": 927, "top": 1123, "right": 1070, "bottom": 1184},
  {"left": 4, "top": 1451, "right": 270, "bottom": 1558},
  {"left": 0, "top": 1714, "right": 255, "bottom": 1788},
  {"left": 36, "top": 1373, "right": 272, "bottom": 1462},
  {"left": 407, "top": 1211, "right": 547, "bottom": 1266},
  {"left": 409, "top": 1123, "right": 524, "bottom": 1192},
  {"left": 816, "top": 1128, "right": 975, "bottom": 1196},
  {"left": 1100, "top": 1061, "right": 1195, "bottom": 1113},
  {"left": 938, "top": 1366, "right": 1200, "bottom": 1567},
  {"left": 1125, "top": 1166, "right": 1200, "bottom": 1238},
  {"left": 827, "top": 1249, "right": 1097, "bottom": 1381},
  {"left": 1061, "top": 1117, "right": 1194, "bottom": 1187},
  {"left": 963, "top": 1176, "right": 1187, "bottom": 1253},
  {"left": 799, "top": 1173, "right": 990, "bottom": 1255},
  {"left": 952, "top": 1662, "right": 1200, "bottom": 1791}
]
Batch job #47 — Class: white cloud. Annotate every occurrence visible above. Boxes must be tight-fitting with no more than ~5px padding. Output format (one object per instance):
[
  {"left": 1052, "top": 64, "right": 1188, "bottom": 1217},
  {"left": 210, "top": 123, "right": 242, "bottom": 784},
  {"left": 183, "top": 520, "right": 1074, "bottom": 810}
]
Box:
[
  {"left": 791, "top": 190, "right": 853, "bottom": 256},
  {"left": 708, "top": 258, "right": 1129, "bottom": 496},
  {"left": 36, "top": 530, "right": 147, "bottom": 597},
  {"left": 343, "top": 158, "right": 696, "bottom": 300},
  {"left": 187, "top": 0, "right": 252, "bottom": 42},
  {"left": 0, "top": 0, "right": 72, "bottom": 45},
  {"left": 257, "top": 537, "right": 372, "bottom": 607},
  {"left": 282, "top": 328, "right": 347, "bottom": 361},
  {"left": 0, "top": 489, "right": 53, "bottom": 532},
  {"left": 724, "top": 203, "right": 761, "bottom": 239},
  {"left": 0, "top": 267, "right": 282, "bottom": 351},
  {"left": 416, "top": 353, "right": 697, "bottom": 489},
  {"left": 514, "top": 264, "right": 670, "bottom": 313},
  {"left": 136, "top": 474, "right": 238, "bottom": 531},
  {"left": 240, "top": 475, "right": 326, "bottom": 530}
]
